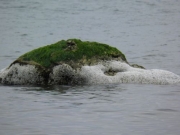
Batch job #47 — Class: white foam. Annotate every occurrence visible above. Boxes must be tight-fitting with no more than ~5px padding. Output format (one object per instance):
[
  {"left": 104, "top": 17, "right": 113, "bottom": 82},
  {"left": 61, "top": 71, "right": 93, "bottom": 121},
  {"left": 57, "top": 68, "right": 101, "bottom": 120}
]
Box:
[{"left": 80, "top": 61, "right": 180, "bottom": 85}]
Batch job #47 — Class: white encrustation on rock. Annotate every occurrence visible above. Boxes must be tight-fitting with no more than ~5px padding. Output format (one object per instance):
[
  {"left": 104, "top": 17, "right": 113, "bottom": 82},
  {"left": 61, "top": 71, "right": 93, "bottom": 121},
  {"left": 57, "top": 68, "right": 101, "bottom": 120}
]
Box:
[
  {"left": 1, "top": 60, "right": 180, "bottom": 85},
  {"left": 79, "top": 61, "right": 180, "bottom": 85},
  {"left": 0, "top": 63, "right": 44, "bottom": 85}
]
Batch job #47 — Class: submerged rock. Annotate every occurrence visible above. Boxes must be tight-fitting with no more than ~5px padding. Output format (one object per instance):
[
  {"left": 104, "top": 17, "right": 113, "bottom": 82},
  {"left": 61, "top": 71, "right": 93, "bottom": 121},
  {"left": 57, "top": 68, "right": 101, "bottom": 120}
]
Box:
[{"left": 0, "top": 39, "right": 180, "bottom": 85}]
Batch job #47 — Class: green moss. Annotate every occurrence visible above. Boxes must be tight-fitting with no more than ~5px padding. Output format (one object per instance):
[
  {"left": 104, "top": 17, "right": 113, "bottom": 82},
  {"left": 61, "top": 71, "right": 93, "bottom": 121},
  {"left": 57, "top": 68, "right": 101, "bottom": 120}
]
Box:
[{"left": 18, "top": 39, "right": 127, "bottom": 68}]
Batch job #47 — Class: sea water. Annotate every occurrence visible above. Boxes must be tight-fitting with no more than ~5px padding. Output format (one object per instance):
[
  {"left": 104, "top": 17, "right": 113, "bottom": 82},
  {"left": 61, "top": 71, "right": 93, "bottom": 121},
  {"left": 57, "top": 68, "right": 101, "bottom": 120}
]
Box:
[{"left": 0, "top": 0, "right": 180, "bottom": 135}]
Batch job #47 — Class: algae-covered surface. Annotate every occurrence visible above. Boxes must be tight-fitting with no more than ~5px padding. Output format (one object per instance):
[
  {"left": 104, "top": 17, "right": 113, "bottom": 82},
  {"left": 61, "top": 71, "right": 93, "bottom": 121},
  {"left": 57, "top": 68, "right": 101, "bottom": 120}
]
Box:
[{"left": 17, "top": 39, "right": 127, "bottom": 68}]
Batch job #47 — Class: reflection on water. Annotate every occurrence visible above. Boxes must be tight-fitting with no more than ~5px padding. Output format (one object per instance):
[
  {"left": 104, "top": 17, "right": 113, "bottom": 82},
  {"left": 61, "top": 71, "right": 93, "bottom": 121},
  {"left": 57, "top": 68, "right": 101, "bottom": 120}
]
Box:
[
  {"left": 0, "top": 0, "right": 180, "bottom": 134},
  {"left": 0, "top": 84, "right": 180, "bottom": 135}
]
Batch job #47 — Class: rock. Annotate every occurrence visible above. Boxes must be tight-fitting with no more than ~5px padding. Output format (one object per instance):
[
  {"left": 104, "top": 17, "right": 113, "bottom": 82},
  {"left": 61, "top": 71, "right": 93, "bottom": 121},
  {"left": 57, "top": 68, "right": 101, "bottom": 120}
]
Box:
[
  {"left": 0, "top": 39, "right": 127, "bottom": 85},
  {"left": 66, "top": 40, "right": 77, "bottom": 50},
  {"left": 0, "top": 39, "right": 180, "bottom": 85},
  {"left": 131, "top": 64, "right": 145, "bottom": 69}
]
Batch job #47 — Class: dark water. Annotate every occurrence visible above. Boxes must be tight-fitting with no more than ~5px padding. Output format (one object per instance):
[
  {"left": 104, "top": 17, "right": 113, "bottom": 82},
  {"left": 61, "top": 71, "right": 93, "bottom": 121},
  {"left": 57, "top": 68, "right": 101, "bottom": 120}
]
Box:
[{"left": 0, "top": 0, "right": 180, "bottom": 135}]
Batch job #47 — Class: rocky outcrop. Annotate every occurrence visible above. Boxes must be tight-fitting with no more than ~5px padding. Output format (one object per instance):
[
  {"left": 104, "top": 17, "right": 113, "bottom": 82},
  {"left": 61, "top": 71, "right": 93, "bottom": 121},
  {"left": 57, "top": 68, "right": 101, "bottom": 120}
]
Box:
[{"left": 0, "top": 39, "right": 180, "bottom": 85}]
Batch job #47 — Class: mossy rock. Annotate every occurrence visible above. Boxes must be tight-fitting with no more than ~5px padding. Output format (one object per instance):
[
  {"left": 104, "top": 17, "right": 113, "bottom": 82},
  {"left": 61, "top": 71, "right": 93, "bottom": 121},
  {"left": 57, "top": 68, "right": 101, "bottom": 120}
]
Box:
[
  {"left": 13, "top": 39, "right": 127, "bottom": 69},
  {"left": 2, "top": 39, "right": 180, "bottom": 85}
]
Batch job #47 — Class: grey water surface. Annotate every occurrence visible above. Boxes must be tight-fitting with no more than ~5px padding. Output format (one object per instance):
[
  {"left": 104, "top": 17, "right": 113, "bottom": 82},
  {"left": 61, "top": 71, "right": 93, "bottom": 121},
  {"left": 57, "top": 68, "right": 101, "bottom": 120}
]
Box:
[{"left": 0, "top": 0, "right": 180, "bottom": 135}]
